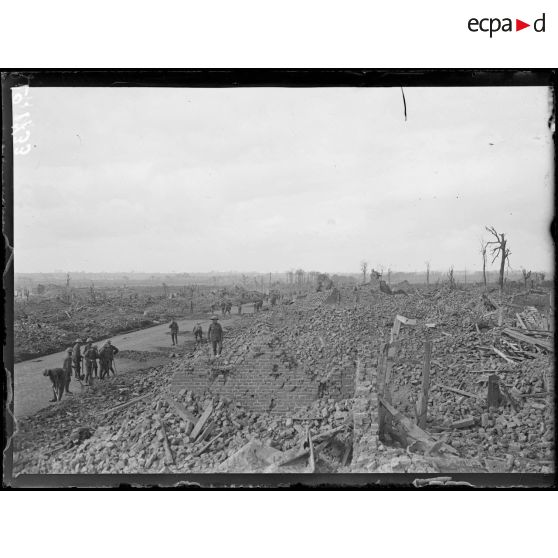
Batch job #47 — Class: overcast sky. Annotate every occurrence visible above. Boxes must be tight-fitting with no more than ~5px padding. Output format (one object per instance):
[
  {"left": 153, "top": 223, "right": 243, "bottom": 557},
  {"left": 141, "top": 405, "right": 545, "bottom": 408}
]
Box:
[{"left": 13, "top": 86, "right": 553, "bottom": 274}]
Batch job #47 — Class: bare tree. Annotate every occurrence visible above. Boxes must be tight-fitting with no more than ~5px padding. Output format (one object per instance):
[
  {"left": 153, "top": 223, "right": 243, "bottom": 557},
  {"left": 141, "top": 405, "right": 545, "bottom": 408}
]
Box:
[
  {"left": 447, "top": 266, "right": 455, "bottom": 290},
  {"left": 360, "top": 261, "right": 368, "bottom": 284},
  {"left": 425, "top": 261, "right": 430, "bottom": 286},
  {"left": 485, "top": 226, "right": 511, "bottom": 293},
  {"left": 521, "top": 268, "right": 532, "bottom": 289},
  {"left": 387, "top": 268, "right": 392, "bottom": 286},
  {"left": 480, "top": 238, "right": 488, "bottom": 288}
]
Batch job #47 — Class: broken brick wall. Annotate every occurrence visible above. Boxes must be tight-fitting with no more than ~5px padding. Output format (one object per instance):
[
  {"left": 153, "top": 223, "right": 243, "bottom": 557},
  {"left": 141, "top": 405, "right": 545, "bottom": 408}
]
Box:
[{"left": 172, "top": 341, "right": 356, "bottom": 415}]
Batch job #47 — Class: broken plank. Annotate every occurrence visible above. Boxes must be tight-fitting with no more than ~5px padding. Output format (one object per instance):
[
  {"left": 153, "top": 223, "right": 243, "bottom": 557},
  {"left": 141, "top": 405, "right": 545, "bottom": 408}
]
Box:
[
  {"left": 190, "top": 403, "right": 214, "bottom": 441},
  {"left": 198, "top": 421, "right": 216, "bottom": 443},
  {"left": 156, "top": 414, "right": 174, "bottom": 465},
  {"left": 434, "top": 383, "right": 483, "bottom": 401},
  {"left": 378, "top": 396, "right": 458, "bottom": 455},
  {"left": 193, "top": 432, "right": 223, "bottom": 457},
  {"left": 97, "top": 392, "right": 152, "bottom": 416},
  {"left": 312, "top": 421, "right": 352, "bottom": 443},
  {"left": 416, "top": 339, "right": 432, "bottom": 429},
  {"left": 307, "top": 429, "right": 315, "bottom": 473},
  {"left": 516, "top": 313, "right": 528, "bottom": 330},
  {"left": 395, "top": 314, "right": 418, "bottom": 326},
  {"left": 450, "top": 417, "right": 476, "bottom": 429},
  {"left": 492, "top": 346, "right": 517, "bottom": 364},
  {"left": 502, "top": 328, "right": 553, "bottom": 352}
]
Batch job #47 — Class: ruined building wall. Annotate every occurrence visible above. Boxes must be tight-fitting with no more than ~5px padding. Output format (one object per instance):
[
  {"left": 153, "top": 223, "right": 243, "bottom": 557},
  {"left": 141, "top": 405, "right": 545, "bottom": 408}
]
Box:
[{"left": 172, "top": 337, "right": 356, "bottom": 415}]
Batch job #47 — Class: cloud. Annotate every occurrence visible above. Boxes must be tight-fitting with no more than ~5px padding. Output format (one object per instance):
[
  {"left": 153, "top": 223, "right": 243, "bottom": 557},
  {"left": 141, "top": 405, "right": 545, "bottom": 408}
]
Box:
[{"left": 14, "top": 86, "right": 554, "bottom": 273}]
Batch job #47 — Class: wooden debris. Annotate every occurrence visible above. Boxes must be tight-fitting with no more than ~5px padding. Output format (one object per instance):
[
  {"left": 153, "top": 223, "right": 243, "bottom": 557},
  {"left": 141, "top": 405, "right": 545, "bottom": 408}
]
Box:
[
  {"left": 97, "top": 392, "right": 152, "bottom": 416},
  {"left": 516, "top": 313, "right": 528, "bottom": 330},
  {"left": 450, "top": 417, "right": 475, "bottom": 429},
  {"left": 307, "top": 429, "right": 315, "bottom": 473},
  {"left": 198, "top": 421, "right": 216, "bottom": 443},
  {"left": 378, "top": 396, "right": 458, "bottom": 455},
  {"left": 190, "top": 403, "right": 214, "bottom": 441},
  {"left": 491, "top": 346, "right": 516, "bottom": 364},
  {"left": 487, "top": 374, "right": 501, "bottom": 409},
  {"left": 312, "top": 421, "right": 351, "bottom": 444},
  {"left": 193, "top": 432, "right": 223, "bottom": 457},
  {"left": 341, "top": 445, "right": 352, "bottom": 467},
  {"left": 502, "top": 328, "right": 553, "bottom": 352},
  {"left": 416, "top": 339, "right": 432, "bottom": 429},
  {"left": 156, "top": 414, "right": 174, "bottom": 466},
  {"left": 434, "top": 383, "right": 483, "bottom": 401}
]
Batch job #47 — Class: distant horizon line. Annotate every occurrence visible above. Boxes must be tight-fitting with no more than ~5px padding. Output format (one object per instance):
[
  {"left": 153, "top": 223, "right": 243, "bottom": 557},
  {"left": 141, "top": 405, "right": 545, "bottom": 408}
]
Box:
[{"left": 14, "top": 269, "right": 551, "bottom": 276}]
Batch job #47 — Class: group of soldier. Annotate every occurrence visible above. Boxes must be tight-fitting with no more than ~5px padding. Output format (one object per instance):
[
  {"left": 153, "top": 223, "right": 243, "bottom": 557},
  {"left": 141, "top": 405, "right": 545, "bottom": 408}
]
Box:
[
  {"left": 43, "top": 337, "right": 119, "bottom": 403},
  {"left": 209, "top": 299, "right": 269, "bottom": 316},
  {"left": 168, "top": 315, "right": 224, "bottom": 357}
]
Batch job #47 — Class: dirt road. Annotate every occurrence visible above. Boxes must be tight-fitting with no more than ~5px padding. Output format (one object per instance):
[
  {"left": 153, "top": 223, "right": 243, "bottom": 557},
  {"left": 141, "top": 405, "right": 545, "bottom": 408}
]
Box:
[{"left": 13, "top": 309, "right": 252, "bottom": 418}]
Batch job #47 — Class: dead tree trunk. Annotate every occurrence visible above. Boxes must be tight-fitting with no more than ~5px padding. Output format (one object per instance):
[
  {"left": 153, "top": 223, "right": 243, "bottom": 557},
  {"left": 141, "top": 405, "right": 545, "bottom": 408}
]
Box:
[
  {"left": 480, "top": 239, "right": 488, "bottom": 288},
  {"left": 486, "top": 227, "right": 510, "bottom": 295}
]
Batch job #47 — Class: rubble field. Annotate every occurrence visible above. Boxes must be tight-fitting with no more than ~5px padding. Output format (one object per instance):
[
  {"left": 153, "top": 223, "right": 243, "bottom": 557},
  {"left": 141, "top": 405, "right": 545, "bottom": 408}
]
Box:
[{"left": 11, "top": 283, "right": 554, "bottom": 476}]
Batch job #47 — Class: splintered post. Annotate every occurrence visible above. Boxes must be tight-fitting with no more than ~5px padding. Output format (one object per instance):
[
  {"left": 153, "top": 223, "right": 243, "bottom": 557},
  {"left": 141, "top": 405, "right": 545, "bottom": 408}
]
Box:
[{"left": 416, "top": 339, "right": 432, "bottom": 429}]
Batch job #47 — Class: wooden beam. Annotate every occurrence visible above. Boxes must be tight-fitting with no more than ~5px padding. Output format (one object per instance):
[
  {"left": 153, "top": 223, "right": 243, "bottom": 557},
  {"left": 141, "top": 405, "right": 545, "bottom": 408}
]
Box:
[
  {"left": 516, "top": 313, "right": 528, "bottom": 330},
  {"left": 492, "top": 346, "right": 516, "bottom": 364},
  {"left": 487, "top": 374, "right": 501, "bottom": 409},
  {"left": 502, "top": 328, "right": 553, "bottom": 352},
  {"left": 378, "top": 396, "right": 458, "bottom": 455},
  {"left": 307, "top": 429, "right": 315, "bottom": 473},
  {"left": 156, "top": 414, "right": 174, "bottom": 466},
  {"left": 190, "top": 403, "right": 214, "bottom": 441},
  {"left": 97, "top": 392, "right": 152, "bottom": 416},
  {"left": 193, "top": 432, "right": 223, "bottom": 457},
  {"left": 416, "top": 339, "right": 432, "bottom": 429},
  {"left": 435, "top": 383, "right": 483, "bottom": 401}
]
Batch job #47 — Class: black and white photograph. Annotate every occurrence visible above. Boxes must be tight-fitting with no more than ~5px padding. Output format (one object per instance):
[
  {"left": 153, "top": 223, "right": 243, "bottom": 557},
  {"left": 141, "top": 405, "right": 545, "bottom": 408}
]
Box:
[{"left": 3, "top": 71, "right": 555, "bottom": 486}]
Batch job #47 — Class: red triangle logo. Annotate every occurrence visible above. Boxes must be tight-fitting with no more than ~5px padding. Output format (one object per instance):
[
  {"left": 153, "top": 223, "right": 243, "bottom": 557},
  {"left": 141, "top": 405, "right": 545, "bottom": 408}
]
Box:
[{"left": 516, "top": 19, "right": 530, "bottom": 31}]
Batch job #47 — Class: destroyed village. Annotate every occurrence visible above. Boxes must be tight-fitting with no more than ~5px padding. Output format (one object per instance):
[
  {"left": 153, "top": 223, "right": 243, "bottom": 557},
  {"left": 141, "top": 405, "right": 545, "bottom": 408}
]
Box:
[{"left": 11, "top": 227, "right": 554, "bottom": 476}]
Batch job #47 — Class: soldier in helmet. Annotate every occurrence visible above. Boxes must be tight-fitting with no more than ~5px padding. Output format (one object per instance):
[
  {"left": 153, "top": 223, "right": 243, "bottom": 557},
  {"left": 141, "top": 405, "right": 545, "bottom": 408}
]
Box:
[
  {"left": 193, "top": 322, "right": 203, "bottom": 346},
  {"left": 169, "top": 319, "right": 179, "bottom": 346},
  {"left": 83, "top": 337, "right": 99, "bottom": 385},
  {"left": 208, "top": 315, "right": 223, "bottom": 357},
  {"left": 99, "top": 340, "right": 119, "bottom": 379},
  {"left": 71, "top": 338, "right": 83, "bottom": 380}
]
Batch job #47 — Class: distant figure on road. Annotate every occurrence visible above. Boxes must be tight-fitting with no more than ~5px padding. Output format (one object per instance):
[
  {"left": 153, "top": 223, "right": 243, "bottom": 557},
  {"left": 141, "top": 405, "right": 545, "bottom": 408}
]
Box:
[
  {"left": 220, "top": 302, "right": 226, "bottom": 316},
  {"left": 208, "top": 315, "right": 223, "bottom": 357},
  {"left": 169, "top": 319, "right": 179, "bottom": 345},
  {"left": 72, "top": 339, "right": 83, "bottom": 380},
  {"left": 225, "top": 301, "right": 232, "bottom": 315},
  {"left": 193, "top": 323, "right": 203, "bottom": 345},
  {"left": 99, "top": 340, "right": 119, "bottom": 379},
  {"left": 190, "top": 300, "right": 194, "bottom": 313},
  {"left": 238, "top": 303, "right": 242, "bottom": 315},
  {"left": 62, "top": 348, "right": 73, "bottom": 395}
]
